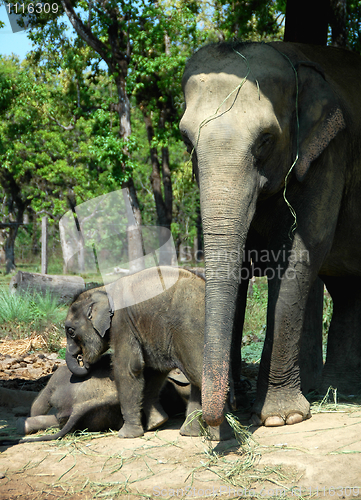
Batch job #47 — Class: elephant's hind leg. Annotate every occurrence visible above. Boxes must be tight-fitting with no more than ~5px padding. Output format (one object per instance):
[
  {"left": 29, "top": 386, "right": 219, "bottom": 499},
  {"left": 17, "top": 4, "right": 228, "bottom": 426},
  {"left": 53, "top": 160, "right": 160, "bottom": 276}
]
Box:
[
  {"left": 320, "top": 276, "right": 361, "bottom": 395},
  {"left": 251, "top": 262, "right": 317, "bottom": 427},
  {"left": 16, "top": 415, "right": 59, "bottom": 435},
  {"left": 180, "top": 385, "right": 203, "bottom": 437},
  {"left": 142, "top": 369, "right": 169, "bottom": 431}
]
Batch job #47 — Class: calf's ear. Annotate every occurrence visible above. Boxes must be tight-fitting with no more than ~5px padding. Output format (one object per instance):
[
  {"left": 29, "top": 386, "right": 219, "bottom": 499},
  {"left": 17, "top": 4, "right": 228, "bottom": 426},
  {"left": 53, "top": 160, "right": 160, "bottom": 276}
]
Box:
[
  {"left": 294, "top": 62, "right": 345, "bottom": 182},
  {"left": 88, "top": 292, "right": 114, "bottom": 338}
]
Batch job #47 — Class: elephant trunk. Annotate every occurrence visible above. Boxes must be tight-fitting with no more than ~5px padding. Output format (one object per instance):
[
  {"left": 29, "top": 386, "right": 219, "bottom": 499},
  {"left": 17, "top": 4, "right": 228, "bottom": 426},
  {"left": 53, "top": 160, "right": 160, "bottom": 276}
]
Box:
[
  {"left": 199, "top": 161, "right": 260, "bottom": 427},
  {"left": 65, "top": 340, "right": 90, "bottom": 377}
]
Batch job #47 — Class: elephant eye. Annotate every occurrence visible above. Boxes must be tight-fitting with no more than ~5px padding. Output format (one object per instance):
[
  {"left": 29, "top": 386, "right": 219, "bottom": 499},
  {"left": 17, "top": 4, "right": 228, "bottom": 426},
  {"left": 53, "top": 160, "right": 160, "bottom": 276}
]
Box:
[
  {"left": 181, "top": 133, "right": 194, "bottom": 154},
  {"left": 254, "top": 133, "right": 275, "bottom": 160},
  {"left": 67, "top": 327, "right": 76, "bottom": 338}
]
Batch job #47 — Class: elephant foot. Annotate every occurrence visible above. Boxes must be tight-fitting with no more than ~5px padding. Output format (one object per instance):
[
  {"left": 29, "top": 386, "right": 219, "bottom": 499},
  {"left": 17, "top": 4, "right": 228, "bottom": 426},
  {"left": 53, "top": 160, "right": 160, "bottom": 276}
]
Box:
[
  {"left": 145, "top": 404, "right": 169, "bottom": 431},
  {"left": 17, "top": 415, "right": 59, "bottom": 435},
  {"left": 180, "top": 414, "right": 202, "bottom": 437},
  {"left": 207, "top": 420, "right": 234, "bottom": 441},
  {"left": 251, "top": 390, "right": 311, "bottom": 427},
  {"left": 118, "top": 423, "right": 144, "bottom": 439},
  {"left": 180, "top": 415, "right": 234, "bottom": 441}
]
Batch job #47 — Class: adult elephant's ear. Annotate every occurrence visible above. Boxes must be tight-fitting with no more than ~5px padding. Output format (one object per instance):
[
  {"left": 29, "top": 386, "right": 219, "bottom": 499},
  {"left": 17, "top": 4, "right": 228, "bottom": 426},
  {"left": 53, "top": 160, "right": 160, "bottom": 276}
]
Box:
[
  {"left": 88, "top": 291, "right": 114, "bottom": 338},
  {"left": 294, "top": 62, "right": 346, "bottom": 182}
]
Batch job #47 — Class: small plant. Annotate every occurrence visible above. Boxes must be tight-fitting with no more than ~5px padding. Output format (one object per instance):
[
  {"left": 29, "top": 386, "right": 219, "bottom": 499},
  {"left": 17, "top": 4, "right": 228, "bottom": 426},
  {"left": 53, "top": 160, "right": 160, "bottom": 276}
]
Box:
[
  {"left": 0, "top": 288, "right": 67, "bottom": 351},
  {"left": 0, "top": 288, "right": 34, "bottom": 324},
  {"left": 57, "top": 347, "right": 66, "bottom": 359},
  {"left": 323, "top": 292, "right": 333, "bottom": 335}
]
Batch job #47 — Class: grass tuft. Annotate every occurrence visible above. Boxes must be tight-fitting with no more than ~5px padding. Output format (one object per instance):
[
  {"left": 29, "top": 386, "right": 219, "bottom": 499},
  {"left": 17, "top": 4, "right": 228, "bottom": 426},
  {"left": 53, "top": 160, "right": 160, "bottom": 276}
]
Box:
[{"left": 0, "top": 288, "right": 67, "bottom": 350}]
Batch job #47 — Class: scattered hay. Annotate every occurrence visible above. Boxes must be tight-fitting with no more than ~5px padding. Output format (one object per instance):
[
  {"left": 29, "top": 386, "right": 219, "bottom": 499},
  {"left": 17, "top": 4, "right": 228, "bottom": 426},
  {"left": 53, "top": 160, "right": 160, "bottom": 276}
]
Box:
[
  {"left": 0, "top": 335, "right": 48, "bottom": 356},
  {"left": 183, "top": 410, "right": 301, "bottom": 496},
  {"left": 310, "top": 387, "right": 361, "bottom": 414},
  {"left": 0, "top": 333, "right": 66, "bottom": 357}
]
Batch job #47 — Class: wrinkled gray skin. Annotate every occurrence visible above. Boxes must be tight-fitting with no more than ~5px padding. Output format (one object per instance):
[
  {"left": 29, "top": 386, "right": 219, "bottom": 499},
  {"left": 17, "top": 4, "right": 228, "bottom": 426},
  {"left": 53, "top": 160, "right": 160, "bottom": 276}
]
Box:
[
  {"left": 1, "top": 355, "right": 189, "bottom": 445},
  {"left": 233, "top": 257, "right": 324, "bottom": 399},
  {"left": 65, "top": 267, "right": 233, "bottom": 440},
  {"left": 180, "top": 41, "right": 361, "bottom": 428}
]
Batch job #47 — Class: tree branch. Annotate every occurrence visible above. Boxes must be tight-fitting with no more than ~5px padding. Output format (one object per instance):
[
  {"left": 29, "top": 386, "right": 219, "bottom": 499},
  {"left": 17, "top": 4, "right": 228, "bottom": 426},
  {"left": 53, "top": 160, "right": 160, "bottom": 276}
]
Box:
[
  {"left": 49, "top": 113, "right": 77, "bottom": 131},
  {"left": 60, "top": 0, "right": 112, "bottom": 68}
]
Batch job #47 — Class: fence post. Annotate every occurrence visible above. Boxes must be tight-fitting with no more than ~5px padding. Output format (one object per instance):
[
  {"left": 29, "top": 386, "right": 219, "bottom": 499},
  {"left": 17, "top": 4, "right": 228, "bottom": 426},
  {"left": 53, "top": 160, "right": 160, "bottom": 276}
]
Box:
[{"left": 41, "top": 216, "right": 48, "bottom": 274}]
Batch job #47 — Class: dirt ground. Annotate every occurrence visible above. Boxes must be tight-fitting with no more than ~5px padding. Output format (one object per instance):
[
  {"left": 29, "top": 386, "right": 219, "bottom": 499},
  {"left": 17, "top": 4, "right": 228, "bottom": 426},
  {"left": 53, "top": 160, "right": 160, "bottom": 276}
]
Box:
[{"left": 1, "top": 344, "right": 361, "bottom": 500}]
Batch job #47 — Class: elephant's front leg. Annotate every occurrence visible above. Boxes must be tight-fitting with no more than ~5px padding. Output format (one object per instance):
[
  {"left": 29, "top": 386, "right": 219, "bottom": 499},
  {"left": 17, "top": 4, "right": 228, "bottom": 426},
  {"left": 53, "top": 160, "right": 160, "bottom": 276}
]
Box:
[
  {"left": 112, "top": 335, "right": 145, "bottom": 439},
  {"left": 251, "top": 264, "right": 316, "bottom": 427}
]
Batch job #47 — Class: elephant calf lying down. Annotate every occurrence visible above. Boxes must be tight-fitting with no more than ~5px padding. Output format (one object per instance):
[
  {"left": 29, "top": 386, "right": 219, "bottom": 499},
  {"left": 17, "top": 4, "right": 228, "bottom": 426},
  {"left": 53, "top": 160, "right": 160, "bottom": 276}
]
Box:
[
  {"left": 65, "top": 266, "right": 233, "bottom": 440},
  {"left": 1, "top": 354, "right": 189, "bottom": 445}
]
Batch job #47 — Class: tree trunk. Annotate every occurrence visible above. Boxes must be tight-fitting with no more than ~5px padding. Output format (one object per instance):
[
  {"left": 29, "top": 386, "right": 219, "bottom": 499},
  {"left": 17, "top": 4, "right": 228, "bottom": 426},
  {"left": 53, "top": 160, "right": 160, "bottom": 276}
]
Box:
[
  {"left": 9, "top": 271, "right": 86, "bottom": 304},
  {"left": 60, "top": 0, "right": 144, "bottom": 267},
  {"left": 140, "top": 106, "right": 173, "bottom": 264},
  {"left": 30, "top": 211, "right": 40, "bottom": 255},
  {"left": 41, "top": 216, "right": 48, "bottom": 275},
  {"left": 161, "top": 145, "right": 173, "bottom": 228},
  {"left": 59, "top": 215, "right": 80, "bottom": 274},
  {"left": 284, "top": 0, "right": 330, "bottom": 45},
  {"left": 122, "top": 179, "right": 145, "bottom": 272},
  {"left": 141, "top": 107, "right": 171, "bottom": 228},
  {"left": 4, "top": 225, "right": 18, "bottom": 274},
  {"left": 0, "top": 230, "right": 6, "bottom": 265},
  {"left": 329, "top": 0, "right": 347, "bottom": 47}
]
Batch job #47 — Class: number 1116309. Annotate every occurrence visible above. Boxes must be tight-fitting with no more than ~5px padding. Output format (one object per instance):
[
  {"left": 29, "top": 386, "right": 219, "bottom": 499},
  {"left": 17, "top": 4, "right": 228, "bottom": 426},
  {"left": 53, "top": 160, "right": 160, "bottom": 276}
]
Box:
[{"left": 6, "top": 3, "right": 59, "bottom": 14}]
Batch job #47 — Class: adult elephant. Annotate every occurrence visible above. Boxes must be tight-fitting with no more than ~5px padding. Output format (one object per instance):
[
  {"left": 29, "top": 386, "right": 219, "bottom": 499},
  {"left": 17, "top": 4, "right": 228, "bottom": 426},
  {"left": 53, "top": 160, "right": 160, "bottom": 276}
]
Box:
[{"left": 180, "top": 41, "right": 361, "bottom": 427}]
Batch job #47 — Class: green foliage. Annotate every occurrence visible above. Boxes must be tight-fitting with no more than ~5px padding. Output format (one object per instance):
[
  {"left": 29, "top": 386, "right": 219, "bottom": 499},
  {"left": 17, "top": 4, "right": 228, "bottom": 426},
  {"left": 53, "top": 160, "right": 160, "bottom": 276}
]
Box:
[
  {"left": 0, "top": 54, "right": 97, "bottom": 219},
  {"left": 57, "top": 347, "right": 66, "bottom": 360},
  {"left": 241, "top": 280, "right": 334, "bottom": 364},
  {"left": 211, "top": 0, "right": 285, "bottom": 42},
  {"left": 0, "top": 286, "right": 67, "bottom": 351},
  {"left": 0, "top": 289, "right": 66, "bottom": 334},
  {"left": 323, "top": 292, "right": 333, "bottom": 336},
  {"left": 242, "top": 279, "right": 268, "bottom": 363},
  {"left": 171, "top": 153, "right": 200, "bottom": 244},
  {"left": 347, "top": 0, "right": 361, "bottom": 53},
  {"left": 2, "top": 0, "right": 360, "bottom": 275}
]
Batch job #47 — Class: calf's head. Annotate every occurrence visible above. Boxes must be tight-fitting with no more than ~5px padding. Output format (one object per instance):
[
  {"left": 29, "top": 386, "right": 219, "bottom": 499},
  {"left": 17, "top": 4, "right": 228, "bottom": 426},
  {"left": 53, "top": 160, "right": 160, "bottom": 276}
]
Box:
[{"left": 65, "top": 290, "right": 114, "bottom": 377}]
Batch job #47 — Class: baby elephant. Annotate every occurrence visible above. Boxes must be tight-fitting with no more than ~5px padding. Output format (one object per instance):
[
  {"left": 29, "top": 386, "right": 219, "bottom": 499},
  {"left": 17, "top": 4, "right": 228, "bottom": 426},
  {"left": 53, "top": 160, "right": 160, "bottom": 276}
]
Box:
[
  {"left": 65, "top": 266, "right": 233, "bottom": 440},
  {"left": 15, "top": 354, "right": 122, "bottom": 442},
  {"left": 10, "top": 354, "right": 186, "bottom": 444}
]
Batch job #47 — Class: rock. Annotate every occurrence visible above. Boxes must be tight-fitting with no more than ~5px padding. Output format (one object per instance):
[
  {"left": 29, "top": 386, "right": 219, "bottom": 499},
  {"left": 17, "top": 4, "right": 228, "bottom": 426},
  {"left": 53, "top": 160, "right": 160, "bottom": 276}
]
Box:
[
  {"left": 26, "top": 367, "right": 44, "bottom": 379},
  {"left": 4, "top": 358, "right": 16, "bottom": 366},
  {"left": 9, "top": 271, "right": 85, "bottom": 304},
  {"left": 45, "top": 353, "right": 58, "bottom": 360}
]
